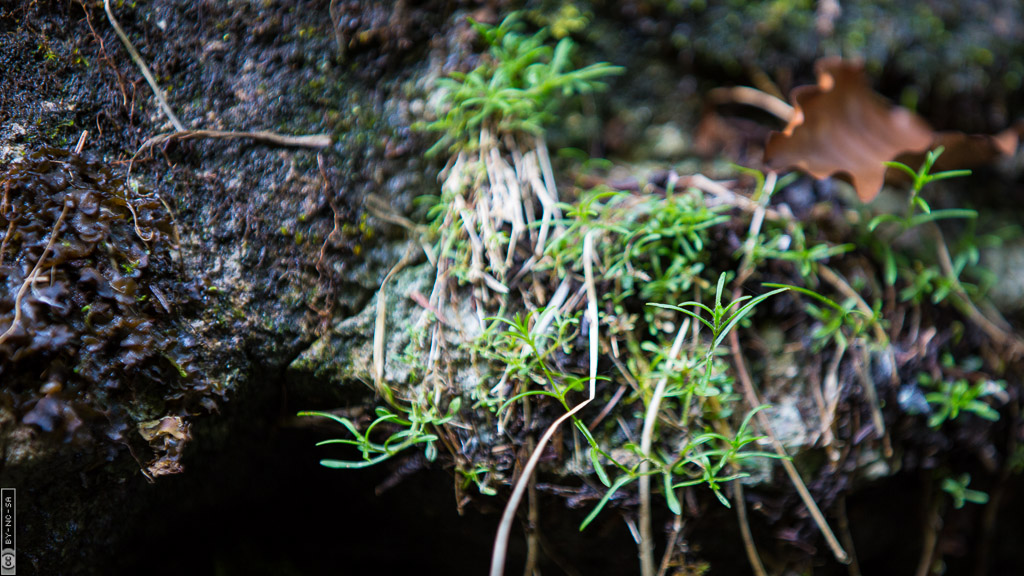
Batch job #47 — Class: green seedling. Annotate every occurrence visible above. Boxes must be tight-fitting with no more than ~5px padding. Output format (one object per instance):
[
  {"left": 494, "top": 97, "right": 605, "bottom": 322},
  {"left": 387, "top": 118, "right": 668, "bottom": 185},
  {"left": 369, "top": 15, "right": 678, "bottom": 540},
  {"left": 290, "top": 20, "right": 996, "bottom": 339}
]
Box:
[
  {"left": 650, "top": 273, "right": 788, "bottom": 421},
  {"left": 423, "top": 12, "right": 622, "bottom": 154},
  {"left": 941, "top": 473, "right": 989, "bottom": 508},
  {"left": 579, "top": 276, "right": 788, "bottom": 530},
  {"left": 917, "top": 373, "right": 1003, "bottom": 428},
  {"left": 299, "top": 398, "right": 461, "bottom": 468},
  {"left": 663, "top": 405, "right": 785, "bottom": 510},
  {"left": 869, "top": 146, "right": 976, "bottom": 233}
]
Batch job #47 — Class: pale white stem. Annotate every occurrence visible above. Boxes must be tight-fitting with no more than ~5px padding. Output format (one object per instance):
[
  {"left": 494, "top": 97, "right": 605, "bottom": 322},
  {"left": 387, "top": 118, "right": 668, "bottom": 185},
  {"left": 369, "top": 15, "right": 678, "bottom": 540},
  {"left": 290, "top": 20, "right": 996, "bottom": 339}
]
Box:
[
  {"left": 104, "top": 0, "right": 185, "bottom": 132},
  {"left": 489, "top": 231, "right": 599, "bottom": 576},
  {"left": 638, "top": 317, "right": 692, "bottom": 576}
]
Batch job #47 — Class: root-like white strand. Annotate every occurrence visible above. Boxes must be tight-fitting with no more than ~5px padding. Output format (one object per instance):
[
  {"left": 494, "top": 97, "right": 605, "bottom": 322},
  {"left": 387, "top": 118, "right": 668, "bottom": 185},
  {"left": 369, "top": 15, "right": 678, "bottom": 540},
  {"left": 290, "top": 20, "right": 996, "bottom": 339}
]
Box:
[
  {"left": 638, "top": 317, "right": 692, "bottom": 576},
  {"left": 489, "top": 231, "right": 600, "bottom": 576}
]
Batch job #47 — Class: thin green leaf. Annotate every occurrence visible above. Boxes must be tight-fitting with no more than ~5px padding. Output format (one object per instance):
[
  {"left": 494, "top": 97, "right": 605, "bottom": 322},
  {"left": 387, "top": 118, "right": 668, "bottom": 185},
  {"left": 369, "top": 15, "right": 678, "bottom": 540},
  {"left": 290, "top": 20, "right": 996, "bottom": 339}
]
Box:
[
  {"left": 497, "top": 390, "right": 565, "bottom": 416},
  {"left": 926, "top": 169, "right": 972, "bottom": 183},
  {"left": 883, "top": 247, "right": 898, "bottom": 287},
  {"left": 663, "top": 471, "right": 681, "bottom": 515},
  {"left": 647, "top": 303, "right": 716, "bottom": 332},
  {"left": 713, "top": 288, "right": 789, "bottom": 350},
  {"left": 591, "top": 447, "right": 612, "bottom": 487},
  {"left": 319, "top": 454, "right": 392, "bottom": 469},
  {"left": 868, "top": 213, "right": 903, "bottom": 232},
  {"left": 713, "top": 487, "right": 732, "bottom": 508},
  {"left": 762, "top": 283, "right": 845, "bottom": 312},
  {"left": 580, "top": 475, "right": 634, "bottom": 531},
  {"left": 882, "top": 161, "right": 919, "bottom": 181},
  {"left": 907, "top": 209, "right": 978, "bottom": 228}
]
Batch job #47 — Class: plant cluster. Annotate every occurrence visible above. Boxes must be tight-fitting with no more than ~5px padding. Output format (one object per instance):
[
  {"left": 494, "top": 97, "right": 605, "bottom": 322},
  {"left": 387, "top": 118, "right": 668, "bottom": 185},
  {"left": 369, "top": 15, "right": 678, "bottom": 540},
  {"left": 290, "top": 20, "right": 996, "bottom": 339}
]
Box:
[
  {"left": 302, "top": 11, "right": 1018, "bottom": 576},
  {"left": 917, "top": 354, "right": 1006, "bottom": 429},
  {"left": 423, "top": 13, "right": 622, "bottom": 154}
]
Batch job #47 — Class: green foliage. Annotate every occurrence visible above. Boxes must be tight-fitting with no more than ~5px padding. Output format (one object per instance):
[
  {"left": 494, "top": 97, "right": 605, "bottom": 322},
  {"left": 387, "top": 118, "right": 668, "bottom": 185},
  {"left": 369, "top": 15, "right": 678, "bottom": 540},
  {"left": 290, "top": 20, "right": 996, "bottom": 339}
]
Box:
[
  {"left": 917, "top": 372, "right": 1003, "bottom": 428},
  {"left": 750, "top": 225, "right": 854, "bottom": 279},
  {"left": 651, "top": 274, "right": 789, "bottom": 421},
  {"left": 764, "top": 283, "right": 878, "bottom": 351},
  {"left": 424, "top": 13, "right": 623, "bottom": 154},
  {"left": 898, "top": 260, "right": 960, "bottom": 305},
  {"left": 608, "top": 185, "right": 728, "bottom": 305},
  {"left": 579, "top": 277, "right": 788, "bottom": 529},
  {"left": 545, "top": 184, "right": 728, "bottom": 332},
  {"left": 941, "top": 473, "right": 989, "bottom": 508},
  {"left": 862, "top": 147, "right": 977, "bottom": 292},
  {"left": 484, "top": 311, "right": 596, "bottom": 414},
  {"left": 869, "top": 147, "right": 975, "bottom": 233},
  {"left": 855, "top": 146, "right": 1010, "bottom": 328},
  {"left": 581, "top": 403, "right": 786, "bottom": 529},
  {"left": 458, "top": 464, "right": 499, "bottom": 496},
  {"left": 298, "top": 399, "right": 461, "bottom": 468},
  {"left": 662, "top": 405, "right": 785, "bottom": 510}
]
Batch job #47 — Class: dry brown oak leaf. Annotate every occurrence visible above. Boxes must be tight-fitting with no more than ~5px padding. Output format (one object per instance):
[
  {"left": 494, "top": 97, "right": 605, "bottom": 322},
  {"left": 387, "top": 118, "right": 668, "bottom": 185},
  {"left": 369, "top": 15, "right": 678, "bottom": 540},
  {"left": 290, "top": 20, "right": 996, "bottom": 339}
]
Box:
[
  {"left": 765, "top": 58, "right": 1023, "bottom": 201},
  {"left": 764, "top": 57, "right": 934, "bottom": 202}
]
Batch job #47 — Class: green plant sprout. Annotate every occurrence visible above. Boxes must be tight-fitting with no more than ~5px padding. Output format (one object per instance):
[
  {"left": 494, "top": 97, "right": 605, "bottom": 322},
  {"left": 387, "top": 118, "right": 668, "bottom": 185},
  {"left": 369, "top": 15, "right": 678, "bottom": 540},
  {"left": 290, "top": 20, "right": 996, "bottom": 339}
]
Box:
[
  {"left": 577, "top": 276, "right": 789, "bottom": 530},
  {"left": 611, "top": 184, "right": 727, "bottom": 303},
  {"left": 486, "top": 311, "right": 598, "bottom": 415},
  {"left": 650, "top": 273, "right": 789, "bottom": 423},
  {"left": 898, "top": 260, "right": 961, "bottom": 305},
  {"left": 863, "top": 146, "right": 976, "bottom": 289},
  {"left": 751, "top": 229, "right": 854, "bottom": 279},
  {"left": 663, "top": 405, "right": 786, "bottom": 510},
  {"left": 581, "top": 403, "right": 787, "bottom": 530},
  {"left": 298, "top": 398, "right": 461, "bottom": 468},
  {"left": 917, "top": 373, "right": 1003, "bottom": 428},
  {"left": 541, "top": 185, "right": 728, "bottom": 333},
  {"left": 458, "top": 464, "right": 499, "bottom": 496},
  {"left": 424, "top": 13, "right": 623, "bottom": 154},
  {"left": 764, "top": 283, "right": 878, "bottom": 351},
  {"left": 868, "top": 146, "right": 976, "bottom": 233},
  {"left": 941, "top": 473, "right": 989, "bottom": 508}
]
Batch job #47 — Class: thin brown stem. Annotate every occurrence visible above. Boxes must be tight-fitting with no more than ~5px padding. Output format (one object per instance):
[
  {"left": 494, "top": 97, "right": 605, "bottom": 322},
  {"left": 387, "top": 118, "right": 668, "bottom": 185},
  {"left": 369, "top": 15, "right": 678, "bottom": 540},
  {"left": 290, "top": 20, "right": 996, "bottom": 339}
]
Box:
[
  {"left": 0, "top": 201, "right": 71, "bottom": 345},
  {"left": 915, "top": 481, "right": 941, "bottom": 576},
  {"left": 104, "top": 0, "right": 185, "bottom": 132},
  {"left": 836, "top": 496, "right": 862, "bottom": 576},
  {"left": 726, "top": 175, "right": 849, "bottom": 564},
  {"left": 930, "top": 223, "right": 1024, "bottom": 357},
  {"left": 372, "top": 243, "right": 419, "bottom": 404},
  {"left": 734, "top": 480, "right": 768, "bottom": 576},
  {"left": 523, "top": 437, "right": 540, "bottom": 576},
  {"left": 656, "top": 514, "right": 684, "bottom": 576},
  {"left": 728, "top": 313, "right": 849, "bottom": 564},
  {"left": 489, "top": 231, "right": 599, "bottom": 576}
]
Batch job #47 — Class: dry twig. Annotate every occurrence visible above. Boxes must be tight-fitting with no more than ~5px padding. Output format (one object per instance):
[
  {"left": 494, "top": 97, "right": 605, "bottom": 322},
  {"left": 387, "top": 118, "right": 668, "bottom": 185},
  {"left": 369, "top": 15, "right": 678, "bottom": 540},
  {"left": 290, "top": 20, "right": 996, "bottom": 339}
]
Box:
[
  {"left": 728, "top": 325, "right": 849, "bottom": 564},
  {"left": 638, "top": 317, "right": 692, "bottom": 576},
  {"left": 489, "top": 231, "right": 599, "bottom": 576},
  {"left": 733, "top": 480, "right": 768, "bottom": 576},
  {"left": 104, "top": 0, "right": 185, "bottom": 132},
  {"left": 724, "top": 172, "right": 850, "bottom": 564},
  {"left": 0, "top": 202, "right": 71, "bottom": 346},
  {"left": 372, "top": 243, "right": 419, "bottom": 403}
]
